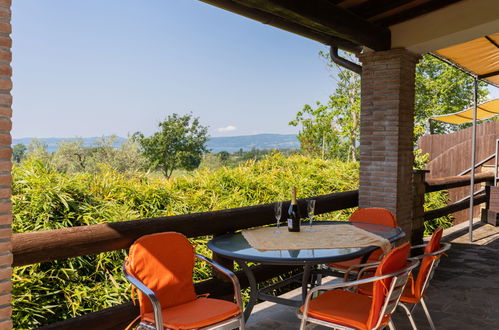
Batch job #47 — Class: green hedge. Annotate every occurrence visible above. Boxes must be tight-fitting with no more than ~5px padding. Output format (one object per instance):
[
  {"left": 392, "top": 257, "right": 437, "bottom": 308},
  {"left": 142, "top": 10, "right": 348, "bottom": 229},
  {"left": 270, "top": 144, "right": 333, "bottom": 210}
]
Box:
[
  {"left": 12, "top": 155, "right": 360, "bottom": 328},
  {"left": 11, "top": 154, "right": 449, "bottom": 328}
]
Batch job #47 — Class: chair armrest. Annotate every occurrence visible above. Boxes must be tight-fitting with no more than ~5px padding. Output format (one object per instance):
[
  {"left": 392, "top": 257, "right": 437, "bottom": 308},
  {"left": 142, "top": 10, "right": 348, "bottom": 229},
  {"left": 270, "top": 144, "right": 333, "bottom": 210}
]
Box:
[
  {"left": 303, "top": 272, "right": 400, "bottom": 318},
  {"left": 122, "top": 262, "right": 164, "bottom": 330},
  {"left": 310, "top": 269, "right": 408, "bottom": 298},
  {"left": 410, "top": 242, "right": 452, "bottom": 260},
  {"left": 439, "top": 242, "right": 451, "bottom": 252},
  {"left": 356, "top": 264, "right": 380, "bottom": 281},
  {"left": 343, "top": 261, "right": 381, "bottom": 281},
  {"left": 302, "top": 259, "right": 419, "bottom": 319},
  {"left": 195, "top": 254, "right": 244, "bottom": 310}
]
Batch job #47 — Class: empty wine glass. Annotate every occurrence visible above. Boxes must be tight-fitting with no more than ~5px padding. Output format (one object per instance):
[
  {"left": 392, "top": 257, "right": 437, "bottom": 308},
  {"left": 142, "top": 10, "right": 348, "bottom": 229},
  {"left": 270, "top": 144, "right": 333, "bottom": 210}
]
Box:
[
  {"left": 274, "top": 201, "right": 283, "bottom": 233},
  {"left": 306, "top": 199, "right": 316, "bottom": 232}
]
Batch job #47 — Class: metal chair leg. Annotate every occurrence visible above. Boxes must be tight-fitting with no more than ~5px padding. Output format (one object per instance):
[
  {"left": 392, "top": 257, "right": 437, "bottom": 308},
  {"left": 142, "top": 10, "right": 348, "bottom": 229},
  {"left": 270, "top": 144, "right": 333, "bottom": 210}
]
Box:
[
  {"left": 239, "top": 316, "right": 246, "bottom": 330},
  {"left": 299, "top": 316, "right": 307, "bottom": 330},
  {"left": 420, "top": 298, "right": 436, "bottom": 330},
  {"left": 399, "top": 303, "right": 418, "bottom": 330},
  {"left": 388, "top": 319, "right": 396, "bottom": 330},
  {"left": 410, "top": 302, "right": 419, "bottom": 313}
]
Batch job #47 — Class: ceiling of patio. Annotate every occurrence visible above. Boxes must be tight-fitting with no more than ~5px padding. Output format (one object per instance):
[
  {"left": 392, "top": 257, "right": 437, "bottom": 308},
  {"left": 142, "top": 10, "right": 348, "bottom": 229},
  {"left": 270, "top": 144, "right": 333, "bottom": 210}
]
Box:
[{"left": 199, "top": 0, "right": 499, "bottom": 54}]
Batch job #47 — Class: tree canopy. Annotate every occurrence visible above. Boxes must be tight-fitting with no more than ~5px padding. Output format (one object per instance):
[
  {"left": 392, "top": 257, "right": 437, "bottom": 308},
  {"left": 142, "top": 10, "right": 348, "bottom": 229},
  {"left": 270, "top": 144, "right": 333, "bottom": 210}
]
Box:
[
  {"left": 12, "top": 144, "right": 27, "bottom": 163},
  {"left": 133, "top": 113, "right": 209, "bottom": 178},
  {"left": 50, "top": 136, "right": 146, "bottom": 173},
  {"left": 290, "top": 52, "right": 490, "bottom": 160},
  {"left": 22, "top": 136, "right": 147, "bottom": 173},
  {"left": 415, "top": 55, "right": 489, "bottom": 139},
  {"left": 290, "top": 51, "right": 360, "bottom": 161}
]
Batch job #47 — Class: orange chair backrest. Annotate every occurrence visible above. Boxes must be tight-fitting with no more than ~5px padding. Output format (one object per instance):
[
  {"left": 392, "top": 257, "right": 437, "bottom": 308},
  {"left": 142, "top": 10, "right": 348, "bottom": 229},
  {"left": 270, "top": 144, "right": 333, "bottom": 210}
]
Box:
[
  {"left": 367, "top": 242, "right": 410, "bottom": 329},
  {"left": 350, "top": 208, "right": 397, "bottom": 228},
  {"left": 125, "top": 232, "right": 197, "bottom": 317},
  {"left": 414, "top": 227, "right": 443, "bottom": 298}
]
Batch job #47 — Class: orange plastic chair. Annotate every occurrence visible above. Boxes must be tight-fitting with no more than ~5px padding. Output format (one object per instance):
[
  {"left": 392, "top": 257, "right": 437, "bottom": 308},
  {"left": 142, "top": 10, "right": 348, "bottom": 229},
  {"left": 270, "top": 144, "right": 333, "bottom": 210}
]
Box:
[
  {"left": 329, "top": 208, "right": 398, "bottom": 271},
  {"left": 123, "top": 232, "right": 245, "bottom": 330},
  {"left": 299, "top": 243, "right": 418, "bottom": 330},
  {"left": 355, "top": 227, "right": 450, "bottom": 330}
]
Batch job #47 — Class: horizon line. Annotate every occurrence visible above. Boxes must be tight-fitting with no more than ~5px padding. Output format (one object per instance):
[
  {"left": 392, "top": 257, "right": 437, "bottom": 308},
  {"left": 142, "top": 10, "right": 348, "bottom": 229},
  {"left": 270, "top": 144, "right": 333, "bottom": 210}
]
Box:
[{"left": 12, "top": 133, "right": 298, "bottom": 140}]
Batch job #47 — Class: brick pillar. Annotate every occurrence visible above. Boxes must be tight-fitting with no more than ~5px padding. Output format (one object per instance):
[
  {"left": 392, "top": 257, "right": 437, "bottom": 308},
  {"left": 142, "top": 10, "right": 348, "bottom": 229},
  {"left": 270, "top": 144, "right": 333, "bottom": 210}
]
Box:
[
  {"left": 0, "top": 1, "right": 11, "bottom": 329},
  {"left": 358, "top": 49, "right": 419, "bottom": 241}
]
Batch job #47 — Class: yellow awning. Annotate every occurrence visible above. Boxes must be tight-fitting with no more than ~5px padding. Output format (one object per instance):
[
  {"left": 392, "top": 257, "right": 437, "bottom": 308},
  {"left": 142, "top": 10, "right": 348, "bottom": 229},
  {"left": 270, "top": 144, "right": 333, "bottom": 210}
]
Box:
[
  {"left": 431, "top": 99, "right": 499, "bottom": 124},
  {"left": 435, "top": 33, "right": 499, "bottom": 87}
]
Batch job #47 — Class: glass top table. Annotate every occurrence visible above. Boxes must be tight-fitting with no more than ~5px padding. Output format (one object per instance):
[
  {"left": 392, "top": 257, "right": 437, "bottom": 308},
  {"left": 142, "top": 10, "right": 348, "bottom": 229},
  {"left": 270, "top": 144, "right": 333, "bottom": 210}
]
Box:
[
  {"left": 207, "top": 221, "right": 405, "bottom": 320},
  {"left": 208, "top": 221, "right": 405, "bottom": 265}
]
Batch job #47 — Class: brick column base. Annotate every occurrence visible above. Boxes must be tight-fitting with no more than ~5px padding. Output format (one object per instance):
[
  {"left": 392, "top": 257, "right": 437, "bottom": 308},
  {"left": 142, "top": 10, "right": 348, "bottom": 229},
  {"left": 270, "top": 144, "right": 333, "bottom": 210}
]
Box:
[{"left": 358, "top": 48, "right": 420, "bottom": 241}]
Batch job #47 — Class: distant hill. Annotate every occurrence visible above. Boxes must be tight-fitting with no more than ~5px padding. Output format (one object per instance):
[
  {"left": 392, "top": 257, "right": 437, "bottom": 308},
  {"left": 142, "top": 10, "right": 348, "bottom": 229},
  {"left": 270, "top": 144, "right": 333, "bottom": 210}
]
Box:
[
  {"left": 207, "top": 134, "right": 299, "bottom": 152},
  {"left": 13, "top": 134, "right": 299, "bottom": 153},
  {"left": 13, "top": 137, "right": 127, "bottom": 154}
]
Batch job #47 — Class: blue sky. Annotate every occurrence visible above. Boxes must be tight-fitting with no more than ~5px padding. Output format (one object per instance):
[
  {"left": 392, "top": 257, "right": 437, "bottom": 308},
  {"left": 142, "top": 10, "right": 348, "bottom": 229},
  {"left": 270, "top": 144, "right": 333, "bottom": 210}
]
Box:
[
  {"left": 10, "top": 1, "right": 499, "bottom": 139},
  {"left": 11, "top": 0, "right": 336, "bottom": 138}
]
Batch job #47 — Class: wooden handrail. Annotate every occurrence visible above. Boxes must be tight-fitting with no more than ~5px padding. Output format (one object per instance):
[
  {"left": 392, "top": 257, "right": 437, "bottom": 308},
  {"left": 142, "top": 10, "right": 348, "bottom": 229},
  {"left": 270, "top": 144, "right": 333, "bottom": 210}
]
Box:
[
  {"left": 13, "top": 190, "right": 359, "bottom": 266},
  {"left": 424, "top": 193, "right": 487, "bottom": 221},
  {"left": 37, "top": 264, "right": 299, "bottom": 330},
  {"left": 458, "top": 153, "right": 495, "bottom": 176},
  {"left": 424, "top": 172, "right": 494, "bottom": 193}
]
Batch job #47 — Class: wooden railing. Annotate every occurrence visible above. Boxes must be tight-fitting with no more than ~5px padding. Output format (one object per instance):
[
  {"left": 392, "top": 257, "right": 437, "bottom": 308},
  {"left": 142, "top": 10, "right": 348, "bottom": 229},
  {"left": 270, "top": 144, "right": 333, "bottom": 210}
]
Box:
[
  {"left": 423, "top": 172, "right": 493, "bottom": 221},
  {"left": 13, "top": 190, "right": 358, "bottom": 267},
  {"left": 14, "top": 172, "right": 494, "bottom": 329},
  {"left": 14, "top": 190, "right": 358, "bottom": 329},
  {"left": 424, "top": 172, "right": 493, "bottom": 193},
  {"left": 424, "top": 173, "right": 494, "bottom": 221}
]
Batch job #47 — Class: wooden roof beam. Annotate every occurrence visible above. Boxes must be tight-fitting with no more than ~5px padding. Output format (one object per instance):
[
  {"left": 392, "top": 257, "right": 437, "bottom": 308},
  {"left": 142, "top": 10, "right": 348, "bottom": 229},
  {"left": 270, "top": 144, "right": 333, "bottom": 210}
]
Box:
[
  {"left": 232, "top": 0, "right": 391, "bottom": 50},
  {"left": 199, "top": 0, "right": 363, "bottom": 53}
]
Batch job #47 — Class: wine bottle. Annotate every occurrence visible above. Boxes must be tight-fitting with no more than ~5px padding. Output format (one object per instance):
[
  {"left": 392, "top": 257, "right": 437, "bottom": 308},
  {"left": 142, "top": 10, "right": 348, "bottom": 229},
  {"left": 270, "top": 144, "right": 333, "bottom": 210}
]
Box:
[{"left": 287, "top": 187, "right": 300, "bottom": 232}]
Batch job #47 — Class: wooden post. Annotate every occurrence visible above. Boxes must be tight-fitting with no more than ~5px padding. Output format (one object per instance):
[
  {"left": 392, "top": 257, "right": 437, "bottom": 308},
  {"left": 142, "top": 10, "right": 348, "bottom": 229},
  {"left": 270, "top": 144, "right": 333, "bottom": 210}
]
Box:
[
  {"left": 482, "top": 181, "right": 499, "bottom": 226},
  {"left": 411, "top": 170, "right": 428, "bottom": 245},
  {"left": 485, "top": 179, "right": 492, "bottom": 210},
  {"left": 481, "top": 179, "right": 492, "bottom": 223}
]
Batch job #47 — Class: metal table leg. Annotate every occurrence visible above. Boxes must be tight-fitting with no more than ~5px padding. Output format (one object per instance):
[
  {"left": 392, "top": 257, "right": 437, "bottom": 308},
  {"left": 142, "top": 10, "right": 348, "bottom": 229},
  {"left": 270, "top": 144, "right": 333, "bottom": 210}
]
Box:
[
  {"left": 301, "top": 265, "right": 312, "bottom": 303},
  {"left": 236, "top": 260, "right": 257, "bottom": 321}
]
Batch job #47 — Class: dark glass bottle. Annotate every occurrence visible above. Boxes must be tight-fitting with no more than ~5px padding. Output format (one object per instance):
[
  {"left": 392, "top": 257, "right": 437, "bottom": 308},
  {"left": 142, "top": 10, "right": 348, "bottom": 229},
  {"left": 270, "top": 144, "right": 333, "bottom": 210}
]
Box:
[{"left": 287, "top": 187, "right": 300, "bottom": 232}]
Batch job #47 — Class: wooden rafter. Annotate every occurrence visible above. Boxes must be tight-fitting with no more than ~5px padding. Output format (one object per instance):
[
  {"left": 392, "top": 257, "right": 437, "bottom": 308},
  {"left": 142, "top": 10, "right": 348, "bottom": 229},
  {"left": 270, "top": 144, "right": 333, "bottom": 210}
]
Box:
[
  {"left": 199, "top": 0, "right": 362, "bottom": 52},
  {"left": 200, "top": 0, "right": 470, "bottom": 50},
  {"left": 349, "top": 0, "right": 414, "bottom": 20},
  {"left": 232, "top": 0, "right": 391, "bottom": 50},
  {"left": 373, "top": 0, "right": 462, "bottom": 26}
]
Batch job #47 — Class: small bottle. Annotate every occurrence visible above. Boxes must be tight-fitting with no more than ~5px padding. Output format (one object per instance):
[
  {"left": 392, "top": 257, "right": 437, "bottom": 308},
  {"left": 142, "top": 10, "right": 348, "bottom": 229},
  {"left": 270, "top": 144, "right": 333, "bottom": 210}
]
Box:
[{"left": 287, "top": 187, "right": 300, "bottom": 232}]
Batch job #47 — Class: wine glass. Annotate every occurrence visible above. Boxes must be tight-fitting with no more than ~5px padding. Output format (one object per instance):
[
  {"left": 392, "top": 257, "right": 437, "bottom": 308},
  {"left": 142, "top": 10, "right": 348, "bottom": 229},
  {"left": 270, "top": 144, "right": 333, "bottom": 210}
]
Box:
[
  {"left": 274, "top": 201, "right": 283, "bottom": 233},
  {"left": 306, "top": 199, "right": 316, "bottom": 232}
]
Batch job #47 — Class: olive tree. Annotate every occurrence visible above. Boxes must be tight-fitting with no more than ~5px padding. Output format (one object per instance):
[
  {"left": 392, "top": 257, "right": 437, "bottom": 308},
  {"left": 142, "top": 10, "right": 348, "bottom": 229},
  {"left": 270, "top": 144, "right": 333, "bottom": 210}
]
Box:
[{"left": 133, "top": 113, "right": 209, "bottom": 178}]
